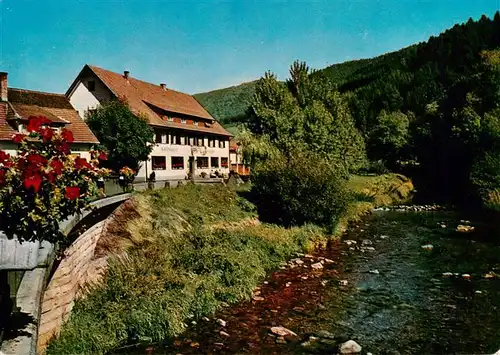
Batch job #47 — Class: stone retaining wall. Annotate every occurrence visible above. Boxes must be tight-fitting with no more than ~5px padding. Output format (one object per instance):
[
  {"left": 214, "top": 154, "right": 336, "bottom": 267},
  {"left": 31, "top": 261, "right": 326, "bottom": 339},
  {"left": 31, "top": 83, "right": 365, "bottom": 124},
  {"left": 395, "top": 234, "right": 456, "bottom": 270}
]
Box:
[{"left": 37, "top": 220, "right": 106, "bottom": 352}]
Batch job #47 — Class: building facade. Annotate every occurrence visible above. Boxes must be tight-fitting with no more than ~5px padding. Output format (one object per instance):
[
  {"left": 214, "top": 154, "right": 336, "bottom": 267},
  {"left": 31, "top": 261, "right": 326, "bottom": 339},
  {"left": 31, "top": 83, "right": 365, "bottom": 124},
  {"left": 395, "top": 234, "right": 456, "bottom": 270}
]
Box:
[
  {"left": 66, "top": 65, "right": 232, "bottom": 181},
  {"left": 229, "top": 139, "right": 250, "bottom": 176},
  {"left": 0, "top": 72, "right": 99, "bottom": 158}
]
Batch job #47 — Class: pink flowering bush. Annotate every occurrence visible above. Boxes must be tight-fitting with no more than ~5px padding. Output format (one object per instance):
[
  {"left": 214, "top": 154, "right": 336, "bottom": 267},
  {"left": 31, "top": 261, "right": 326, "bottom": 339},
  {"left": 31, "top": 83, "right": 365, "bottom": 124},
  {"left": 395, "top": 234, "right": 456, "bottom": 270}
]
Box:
[{"left": 0, "top": 116, "right": 109, "bottom": 244}]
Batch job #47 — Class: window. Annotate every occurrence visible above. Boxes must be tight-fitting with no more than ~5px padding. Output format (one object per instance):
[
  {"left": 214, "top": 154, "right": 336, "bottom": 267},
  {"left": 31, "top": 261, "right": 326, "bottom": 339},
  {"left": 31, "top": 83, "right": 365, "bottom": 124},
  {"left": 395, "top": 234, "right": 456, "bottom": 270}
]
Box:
[
  {"left": 193, "top": 121, "right": 199, "bottom": 126},
  {"left": 181, "top": 119, "right": 186, "bottom": 124},
  {"left": 88, "top": 80, "right": 95, "bottom": 91},
  {"left": 221, "top": 157, "right": 229, "bottom": 168},
  {"left": 189, "top": 137, "right": 194, "bottom": 146},
  {"left": 197, "top": 157, "right": 209, "bottom": 169},
  {"left": 161, "top": 133, "right": 167, "bottom": 144},
  {"left": 197, "top": 137, "right": 204, "bottom": 147},
  {"left": 152, "top": 156, "right": 166, "bottom": 170},
  {"left": 155, "top": 132, "right": 162, "bottom": 144},
  {"left": 167, "top": 117, "right": 174, "bottom": 122},
  {"left": 219, "top": 140, "right": 226, "bottom": 148},
  {"left": 171, "top": 156, "right": 184, "bottom": 170},
  {"left": 209, "top": 138, "right": 216, "bottom": 147},
  {"left": 211, "top": 157, "right": 219, "bottom": 168}
]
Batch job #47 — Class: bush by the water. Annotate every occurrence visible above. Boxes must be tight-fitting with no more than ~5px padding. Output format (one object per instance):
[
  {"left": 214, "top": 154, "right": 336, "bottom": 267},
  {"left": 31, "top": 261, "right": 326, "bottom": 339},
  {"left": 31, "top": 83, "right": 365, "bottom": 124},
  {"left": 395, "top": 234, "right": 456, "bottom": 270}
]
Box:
[
  {"left": 251, "top": 150, "right": 349, "bottom": 231},
  {"left": 46, "top": 184, "right": 324, "bottom": 355}
]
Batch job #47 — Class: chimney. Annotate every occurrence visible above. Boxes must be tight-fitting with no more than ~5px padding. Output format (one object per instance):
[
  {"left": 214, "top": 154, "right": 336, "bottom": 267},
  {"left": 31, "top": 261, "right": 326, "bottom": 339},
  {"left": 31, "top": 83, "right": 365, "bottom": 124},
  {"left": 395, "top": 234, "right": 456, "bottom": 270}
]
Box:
[
  {"left": 160, "top": 83, "right": 166, "bottom": 90},
  {"left": 0, "top": 72, "right": 8, "bottom": 102},
  {"left": 123, "top": 70, "right": 130, "bottom": 79}
]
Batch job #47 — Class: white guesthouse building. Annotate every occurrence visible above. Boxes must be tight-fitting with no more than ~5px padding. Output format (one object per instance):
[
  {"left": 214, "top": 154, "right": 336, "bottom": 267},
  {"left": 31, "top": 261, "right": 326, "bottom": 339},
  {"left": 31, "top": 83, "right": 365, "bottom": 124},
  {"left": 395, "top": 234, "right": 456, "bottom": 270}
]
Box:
[{"left": 66, "top": 65, "right": 232, "bottom": 181}]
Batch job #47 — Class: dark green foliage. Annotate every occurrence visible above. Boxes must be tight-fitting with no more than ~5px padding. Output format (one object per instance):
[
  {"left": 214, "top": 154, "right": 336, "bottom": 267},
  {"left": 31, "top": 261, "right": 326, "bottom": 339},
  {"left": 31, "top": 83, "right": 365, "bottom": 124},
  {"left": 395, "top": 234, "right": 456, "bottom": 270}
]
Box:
[
  {"left": 86, "top": 100, "right": 155, "bottom": 172},
  {"left": 248, "top": 61, "right": 366, "bottom": 176},
  {"left": 195, "top": 12, "right": 500, "bottom": 207},
  {"left": 251, "top": 149, "right": 349, "bottom": 231}
]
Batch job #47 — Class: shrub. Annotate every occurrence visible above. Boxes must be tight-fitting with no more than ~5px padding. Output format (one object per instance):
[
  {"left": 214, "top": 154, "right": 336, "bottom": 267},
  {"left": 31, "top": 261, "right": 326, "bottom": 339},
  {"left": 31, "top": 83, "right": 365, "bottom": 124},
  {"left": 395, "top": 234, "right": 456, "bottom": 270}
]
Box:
[
  {"left": 251, "top": 149, "right": 349, "bottom": 231},
  {"left": 0, "top": 116, "right": 108, "bottom": 244}
]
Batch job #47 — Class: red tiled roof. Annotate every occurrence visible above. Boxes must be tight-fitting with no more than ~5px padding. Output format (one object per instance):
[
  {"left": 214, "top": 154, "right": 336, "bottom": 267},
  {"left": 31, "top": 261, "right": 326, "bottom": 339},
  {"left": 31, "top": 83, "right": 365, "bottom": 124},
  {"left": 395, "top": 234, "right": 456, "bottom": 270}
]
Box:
[
  {"left": 3, "top": 88, "right": 99, "bottom": 144},
  {"left": 84, "top": 65, "right": 232, "bottom": 137},
  {"left": 0, "top": 102, "right": 16, "bottom": 140}
]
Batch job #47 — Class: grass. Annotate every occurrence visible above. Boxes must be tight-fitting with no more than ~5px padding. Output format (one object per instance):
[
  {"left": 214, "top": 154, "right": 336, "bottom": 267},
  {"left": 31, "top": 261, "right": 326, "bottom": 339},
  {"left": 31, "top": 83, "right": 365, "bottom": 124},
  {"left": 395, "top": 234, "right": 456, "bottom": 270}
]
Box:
[{"left": 47, "top": 175, "right": 412, "bottom": 355}]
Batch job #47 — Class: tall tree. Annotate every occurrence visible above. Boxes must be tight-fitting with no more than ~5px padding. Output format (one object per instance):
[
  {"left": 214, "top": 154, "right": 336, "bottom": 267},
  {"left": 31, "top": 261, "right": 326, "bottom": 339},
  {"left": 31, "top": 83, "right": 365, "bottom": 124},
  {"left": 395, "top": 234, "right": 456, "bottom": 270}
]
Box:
[{"left": 86, "top": 100, "right": 155, "bottom": 173}]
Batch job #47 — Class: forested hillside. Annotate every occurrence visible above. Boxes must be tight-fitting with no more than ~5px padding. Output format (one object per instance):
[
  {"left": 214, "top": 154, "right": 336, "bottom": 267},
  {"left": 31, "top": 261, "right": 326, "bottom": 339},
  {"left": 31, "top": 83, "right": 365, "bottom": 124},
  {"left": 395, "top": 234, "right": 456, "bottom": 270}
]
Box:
[
  {"left": 194, "top": 81, "right": 258, "bottom": 124},
  {"left": 197, "top": 12, "right": 500, "bottom": 207}
]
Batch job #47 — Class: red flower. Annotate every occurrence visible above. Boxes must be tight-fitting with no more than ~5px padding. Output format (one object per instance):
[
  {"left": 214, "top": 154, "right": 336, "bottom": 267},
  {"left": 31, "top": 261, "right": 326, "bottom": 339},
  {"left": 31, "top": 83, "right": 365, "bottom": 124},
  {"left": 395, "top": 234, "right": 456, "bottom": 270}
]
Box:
[
  {"left": 0, "top": 170, "right": 6, "bottom": 185},
  {"left": 27, "top": 116, "right": 50, "bottom": 133},
  {"left": 12, "top": 133, "right": 26, "bottom": 143},
  {"left": 61, "top": 129, "right": 74, "bottom": 143},
  {"left": 50, "top": 159, "right": 64, "bottom": 175},
  {"left": 98, "top": 151, "right": 108, "bottom": 161},
  {"left": 24, "top": 174, "right": 43, "bottom": 192},
  {"left": 0, "top": 151, "right": 10, "bottom": 163},
  {"left": 56, "top": 143, "right": 70, "bottom": 155},
  {"left": 65, "top": 186, "right": 80, "bottom": 200},
  {"left": 46, "top": 172, "right": 56, "bottom": 184},
  {"left": 39, "top": 127, "right": 54, "bottom": 142},
  {"left": 74, "top": 157, "right": 91, "bottom": 170},
  {"left": 27, "top": 154, "right": 47, "bottom": 168}
]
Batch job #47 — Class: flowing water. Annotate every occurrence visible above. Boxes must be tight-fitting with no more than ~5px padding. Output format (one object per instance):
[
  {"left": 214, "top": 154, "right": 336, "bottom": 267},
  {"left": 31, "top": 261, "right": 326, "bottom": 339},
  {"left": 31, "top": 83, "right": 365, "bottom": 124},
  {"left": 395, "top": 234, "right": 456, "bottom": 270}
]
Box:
[{"left": 117, "top": 211, "right": 500, "bottom": 354}]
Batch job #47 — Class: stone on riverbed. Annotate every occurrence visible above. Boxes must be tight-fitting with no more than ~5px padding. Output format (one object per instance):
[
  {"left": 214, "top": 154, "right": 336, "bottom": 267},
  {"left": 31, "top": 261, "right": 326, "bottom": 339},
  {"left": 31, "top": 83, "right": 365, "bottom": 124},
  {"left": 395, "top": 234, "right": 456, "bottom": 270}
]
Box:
[
  {"left": 315, "top": 330, "right": 336, "bottom": 339},
  {"left": 253, "top": 296, "right": 265, "bottom": 301},
  {"left": 484, "top": 271, "right": 497, "bottom": 279},
  {"left": 344, "top": 240, "right": 357, "bottom": 246},
  {"left": 369, "top": 269, "right": 380, "bottom": 274},
  {"left": 456, "top": 224, "right": 475, "bottom": 233},
  {"left": 421, "top": 244, "right": 434, "bottom": 250},
  {"left": 270, "top": 326, "right": 297, "bottom": 338},
  {"left": 339, "top": 339, "right": 362, "bottom": 354},
  {"left": 311, "top": 262, "right": 324, "bottom": 269},
  {"left": 219, "top": 330, "right": 230, "bottom": 337},
  {"left": 216, "top": 319, "right": 226, "bottom": 327}
]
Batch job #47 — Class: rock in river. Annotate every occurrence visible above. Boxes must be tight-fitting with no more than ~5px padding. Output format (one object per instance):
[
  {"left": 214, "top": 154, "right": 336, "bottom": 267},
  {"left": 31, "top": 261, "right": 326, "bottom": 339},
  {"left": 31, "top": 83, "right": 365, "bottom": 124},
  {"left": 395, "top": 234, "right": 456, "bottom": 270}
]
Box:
[
  {"left": 456, "top": 224, "right": 475, "bottom": 233},
  {"left": 421, "top": 244, "right": 434, "bottom": 250},
  {"left": 339, "top": 339, "right": 362, "bottom": 354},
  {"left": 311, "top": 262, "right": 324, "bottom": 269},
  {"left": 270, "top": 326, "right": 297, "bottom": 338}
]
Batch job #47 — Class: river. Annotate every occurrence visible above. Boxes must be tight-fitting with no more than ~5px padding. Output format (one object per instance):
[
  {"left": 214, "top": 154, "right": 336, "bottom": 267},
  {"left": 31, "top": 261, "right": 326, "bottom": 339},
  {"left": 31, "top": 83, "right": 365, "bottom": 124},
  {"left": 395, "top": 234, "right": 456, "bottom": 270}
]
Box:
[{"left": 116, "top": 210, "right": 500, "bottom": 354}]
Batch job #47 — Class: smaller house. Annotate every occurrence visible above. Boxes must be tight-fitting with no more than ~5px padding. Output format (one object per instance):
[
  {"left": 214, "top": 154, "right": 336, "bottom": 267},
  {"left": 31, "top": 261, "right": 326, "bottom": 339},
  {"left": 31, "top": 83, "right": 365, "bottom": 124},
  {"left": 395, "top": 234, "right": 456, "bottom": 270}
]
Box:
[
  {"left": 0, "top": 72, "right": 99, "bottom": 158},
  {"left": 229, "top": 139, "right": 250, "bottom": 177}
]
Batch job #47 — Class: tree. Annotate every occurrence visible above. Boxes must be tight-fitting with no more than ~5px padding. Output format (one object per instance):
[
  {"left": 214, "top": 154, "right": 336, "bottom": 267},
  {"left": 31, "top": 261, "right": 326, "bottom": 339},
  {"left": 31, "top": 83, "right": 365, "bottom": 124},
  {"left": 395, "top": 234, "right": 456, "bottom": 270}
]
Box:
[
  {"left": 86, "top": 100, "right": 155, "bottom": 172},
  {"left": 251, "top": 148, "right": 349, "bottom": 231},
  {"left": 369, "top": 110, "right": 410, "bottom": 166},
  {"left": 248, "top": 61, "right": 366, "bottom": 176},
  {"left": 0, "top": 116, "right": 109, "bottom": 244}
]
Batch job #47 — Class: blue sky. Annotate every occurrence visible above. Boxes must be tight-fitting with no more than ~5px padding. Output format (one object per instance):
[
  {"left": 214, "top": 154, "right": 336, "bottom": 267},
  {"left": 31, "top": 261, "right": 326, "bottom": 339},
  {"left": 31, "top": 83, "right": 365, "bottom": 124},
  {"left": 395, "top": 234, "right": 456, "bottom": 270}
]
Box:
[{"left": 0, "top": 0, "right": 499, "bottom": 95}]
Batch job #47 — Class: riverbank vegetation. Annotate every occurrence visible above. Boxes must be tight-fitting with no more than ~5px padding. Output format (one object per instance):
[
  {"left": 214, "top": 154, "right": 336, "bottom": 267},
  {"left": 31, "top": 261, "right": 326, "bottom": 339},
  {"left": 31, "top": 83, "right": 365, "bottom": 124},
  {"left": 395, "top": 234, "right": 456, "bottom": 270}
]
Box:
[{"left": 47, "top": 175, "right": 410, "bottom": 355}]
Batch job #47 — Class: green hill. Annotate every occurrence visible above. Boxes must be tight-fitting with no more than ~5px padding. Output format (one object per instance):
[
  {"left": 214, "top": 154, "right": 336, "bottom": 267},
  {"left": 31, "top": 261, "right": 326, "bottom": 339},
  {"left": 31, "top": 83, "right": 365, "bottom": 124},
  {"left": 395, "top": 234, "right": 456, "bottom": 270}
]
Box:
[{"left": 194, "top": 81, "right": 258, "bottom": 125}]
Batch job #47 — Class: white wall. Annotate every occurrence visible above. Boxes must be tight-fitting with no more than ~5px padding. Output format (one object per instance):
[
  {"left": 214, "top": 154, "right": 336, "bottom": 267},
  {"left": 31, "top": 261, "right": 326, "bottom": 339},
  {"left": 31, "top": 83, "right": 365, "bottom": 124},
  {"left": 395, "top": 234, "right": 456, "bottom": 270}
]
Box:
[
  {"left": 0, "top": 142, "right": 93, "bottom": 161},
  {"left": 137, "top": 139, "right": 230, "bottom": 181},
  {"left": 68, "top": 77, "right": 112, "bottom": 119}
]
